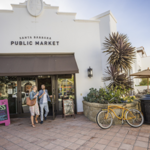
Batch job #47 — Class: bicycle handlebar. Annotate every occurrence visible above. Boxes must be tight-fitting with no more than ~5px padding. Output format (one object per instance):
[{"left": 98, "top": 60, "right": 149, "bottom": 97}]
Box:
[{"left": 109, "top": 97, "right": 127, "bottom": 104}]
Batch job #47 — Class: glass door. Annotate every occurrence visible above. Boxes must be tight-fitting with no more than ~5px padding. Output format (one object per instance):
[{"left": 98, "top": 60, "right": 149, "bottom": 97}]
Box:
[
  {"left": 20, "top": 77, "right": 36, "bottom": 115},
  {"left": 0, "top": 76, "right": 37, "bottom": 117},
  {"left": 38, "top": 76, "right": 53, "bottom": 117},
  {"left": 37, "top": 75, "right": 56, "bottom": 119}
]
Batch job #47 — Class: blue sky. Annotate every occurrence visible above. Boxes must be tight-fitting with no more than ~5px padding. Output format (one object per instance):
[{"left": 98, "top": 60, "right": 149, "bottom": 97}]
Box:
[{"left": 0, "top": 0, "right": 150, "bottom": 55}]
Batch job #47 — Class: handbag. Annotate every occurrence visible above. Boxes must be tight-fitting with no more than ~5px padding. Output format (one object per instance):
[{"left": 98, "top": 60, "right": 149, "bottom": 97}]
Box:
[{"left": 26, "top": 96, "right": 36, "bottom": 106}]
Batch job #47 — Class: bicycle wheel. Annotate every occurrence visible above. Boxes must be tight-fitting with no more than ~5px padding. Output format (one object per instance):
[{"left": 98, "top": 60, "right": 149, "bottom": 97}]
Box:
[
  {"left": 126, "top": 109, "right": 144, "bottom": 127},
  {"left": 96, "top": 110, "right": 113, "bottom": 129}
]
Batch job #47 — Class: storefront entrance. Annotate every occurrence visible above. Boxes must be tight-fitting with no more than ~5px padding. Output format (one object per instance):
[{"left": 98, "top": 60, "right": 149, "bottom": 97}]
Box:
[
  {"left": 0, "top": 74, "right": 76, "bottom": 118},
  {"left": 0, "top": 54, "right": 78, "bottom": 118}
]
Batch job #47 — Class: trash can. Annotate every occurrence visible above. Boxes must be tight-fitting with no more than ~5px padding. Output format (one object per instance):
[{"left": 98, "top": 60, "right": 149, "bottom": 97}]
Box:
[{"left": 140, "top": 94, "right": 150, "bottom": 124}]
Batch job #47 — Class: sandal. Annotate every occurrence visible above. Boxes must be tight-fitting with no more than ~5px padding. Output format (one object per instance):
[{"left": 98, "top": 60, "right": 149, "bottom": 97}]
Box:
[
  {"left": 32, "top": 124, "right": 35, "bottom": 128},
  {"left": 35, "top": 119, "right": 38, "bottom": 124}
]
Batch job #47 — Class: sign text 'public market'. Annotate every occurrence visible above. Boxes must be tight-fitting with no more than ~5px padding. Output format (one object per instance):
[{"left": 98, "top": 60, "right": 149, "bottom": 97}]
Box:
[{"left": 11, "top": 36, "right": 59, "bottom": 46}]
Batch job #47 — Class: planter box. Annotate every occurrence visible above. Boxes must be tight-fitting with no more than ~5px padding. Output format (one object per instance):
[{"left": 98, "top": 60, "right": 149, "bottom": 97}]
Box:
[{"left": 83, "top": 100, "right": 140, "bottom": 125}]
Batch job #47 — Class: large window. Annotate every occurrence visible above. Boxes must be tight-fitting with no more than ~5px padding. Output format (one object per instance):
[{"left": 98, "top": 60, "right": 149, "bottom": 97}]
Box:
[
  {"left": 57, "top": 74, "right": 75, "bottom": 111},
  {"left": 0, "top": 76, "right": 36, "bottom": 115},
  {"left": 0, "top": 76, "right": 17, "bottom": 114}
]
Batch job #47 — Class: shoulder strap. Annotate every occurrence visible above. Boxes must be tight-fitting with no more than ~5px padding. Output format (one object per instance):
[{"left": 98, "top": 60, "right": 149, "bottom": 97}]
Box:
[{"left": 29, "top": 91, "right": 35, "bottom": 99}]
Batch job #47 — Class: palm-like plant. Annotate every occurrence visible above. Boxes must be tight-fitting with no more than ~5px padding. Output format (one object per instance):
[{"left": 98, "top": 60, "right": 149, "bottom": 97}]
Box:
[
  {"left": 103, "top": 65, "right": 133, "bottom": 90},
  {"left": 103, "top": 32, "right": 135, "bottom": 72}
]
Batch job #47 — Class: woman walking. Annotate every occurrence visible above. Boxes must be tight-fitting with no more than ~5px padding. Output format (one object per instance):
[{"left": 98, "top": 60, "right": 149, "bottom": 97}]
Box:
[{"left": 29, "top": 85, "right": 40, "bottom": 127}]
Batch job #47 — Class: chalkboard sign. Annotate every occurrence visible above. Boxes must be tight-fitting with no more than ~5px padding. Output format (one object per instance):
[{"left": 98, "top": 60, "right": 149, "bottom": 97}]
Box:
[
  {"left": 0, "top": 105, "right": 8, "bottom": 121},
  {"left": 63, "top": 99, "right": 75, "bottom": 119},
  {"left": 0, "top": 99, "right": 10, "bottom": 126}
]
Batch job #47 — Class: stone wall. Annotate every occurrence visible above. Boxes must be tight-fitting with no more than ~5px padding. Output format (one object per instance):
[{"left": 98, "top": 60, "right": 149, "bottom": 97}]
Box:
[{"left": 83, "top": 100, "right": 140, "bottom": 125}]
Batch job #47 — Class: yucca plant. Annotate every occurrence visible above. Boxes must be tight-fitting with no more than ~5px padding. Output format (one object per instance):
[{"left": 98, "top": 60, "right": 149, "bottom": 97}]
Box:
[
  {"left": 103, "top": 65, "right": 133, "bottom": 90},
  {"left": 103, "top": 32, "right": 135, "bottom": 72}
]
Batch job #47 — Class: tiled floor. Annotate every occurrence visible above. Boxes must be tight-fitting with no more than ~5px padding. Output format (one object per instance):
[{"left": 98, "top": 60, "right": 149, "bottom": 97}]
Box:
[{"left": 0, "top": 115, "right": 150, "bottom": 150}]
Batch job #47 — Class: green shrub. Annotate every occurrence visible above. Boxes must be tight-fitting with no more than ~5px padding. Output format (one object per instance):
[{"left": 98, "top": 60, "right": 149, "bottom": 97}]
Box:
[
  {"left": 83, "top": 88, "right": 108, "bottom": 104},
  {"left": 139, "top": 78, "right": 150, "bottom": 86},
  {"left": 83, "top": 87, "right": 134, "bottom": 104}
]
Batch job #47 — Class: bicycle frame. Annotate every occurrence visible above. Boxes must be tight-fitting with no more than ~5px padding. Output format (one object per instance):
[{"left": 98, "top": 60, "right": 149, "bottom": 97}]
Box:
[{"left": 103, "top": 105, "right": 136, "bottom": 121}]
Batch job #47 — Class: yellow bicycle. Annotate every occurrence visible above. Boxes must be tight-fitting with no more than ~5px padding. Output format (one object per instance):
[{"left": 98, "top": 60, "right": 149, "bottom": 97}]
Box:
[{"left": 96, "top": 98, "right": 144, "bottom": 129}]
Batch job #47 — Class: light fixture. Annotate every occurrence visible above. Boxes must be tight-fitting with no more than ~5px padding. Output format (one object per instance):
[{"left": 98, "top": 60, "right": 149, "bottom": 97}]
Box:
[
  {"left": 88, "top": 67, "right": 93, "bottom": 78},
  {"left": 38, "top": 75, "right": 43, "bottom": 78},
  {"left": 138, "top": 69, "right": 141, "bottom": 72}
]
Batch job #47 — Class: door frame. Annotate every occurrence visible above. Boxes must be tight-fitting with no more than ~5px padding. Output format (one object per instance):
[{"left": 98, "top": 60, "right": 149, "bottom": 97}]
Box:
[
  {"left": 10, "top": 77, "right": 21, "bottom": 118},
  {"left": 51, "top": 75, "right": 56, "bottom": 119},
  {"left": 74, "top": 74, "right": 77, "bottom": 114},
  {"left": 55, "top": 75, "right": 59, "bottom": 115}
]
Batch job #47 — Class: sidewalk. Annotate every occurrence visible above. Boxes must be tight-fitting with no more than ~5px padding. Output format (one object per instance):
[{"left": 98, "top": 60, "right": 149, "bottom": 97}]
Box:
[{"left": 0, "top": 115, "right": 150, "bottom": 150}]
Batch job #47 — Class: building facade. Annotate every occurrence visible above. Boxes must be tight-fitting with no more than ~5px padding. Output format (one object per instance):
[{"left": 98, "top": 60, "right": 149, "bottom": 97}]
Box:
[
  {"left": 0, "top": 0, "right": 118, "bottom": 117},
  {"left": 132, "top": 46, "right": 150, "bottom": 93}
]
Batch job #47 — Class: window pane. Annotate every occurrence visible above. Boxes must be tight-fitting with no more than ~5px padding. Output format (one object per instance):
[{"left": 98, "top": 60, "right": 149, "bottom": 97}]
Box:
[
  {"left": 0, "top": 76, "right": 17, "bottom": 114},
  {"left": 21, "top": 77, "right": 36, "bottom": 114},
  {"left": 58, "top": 74, "right": 75, "bottom": 111}
]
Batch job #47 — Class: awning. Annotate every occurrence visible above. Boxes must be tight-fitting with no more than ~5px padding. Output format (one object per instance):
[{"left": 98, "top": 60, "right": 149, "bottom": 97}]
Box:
[
  {"left": 0, "top": 54, "right": 79, "bottom": 76},
  {"left": 130, "top": 67, "right": 150, "bottom": 93},
  {"left": 130, "top": 68, "right": 150, "bottom": 77}
]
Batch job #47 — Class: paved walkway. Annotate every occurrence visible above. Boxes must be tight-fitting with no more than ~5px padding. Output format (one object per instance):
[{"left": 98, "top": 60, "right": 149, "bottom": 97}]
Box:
[{"left": 0, "top": 115, "right": 150, "bottom": 150}]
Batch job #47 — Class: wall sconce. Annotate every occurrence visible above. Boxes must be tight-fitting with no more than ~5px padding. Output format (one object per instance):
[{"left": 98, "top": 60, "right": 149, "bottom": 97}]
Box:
[{"left": 88, "top": 67, "right": 93, "bottom": 78}]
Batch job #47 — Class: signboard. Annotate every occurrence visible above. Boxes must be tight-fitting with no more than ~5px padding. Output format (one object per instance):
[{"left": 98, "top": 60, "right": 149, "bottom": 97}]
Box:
[
  {"left": 0, "top": 99, "right": 10, "bottom": 126},
  {"left": 8, "top": 89, "right": 13, "bottom": 94},
  {"left": 0, "top": 105, "right": 8, "bottom": 121},
  {"left": 63, "top": 99, "right": 75, "bottom": 119},
  {"left": 12, "top": 95, "right": 17, "bottom": 98},
  {"left": 11, "top": 36, "right": 59, "bottom": 46}
]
